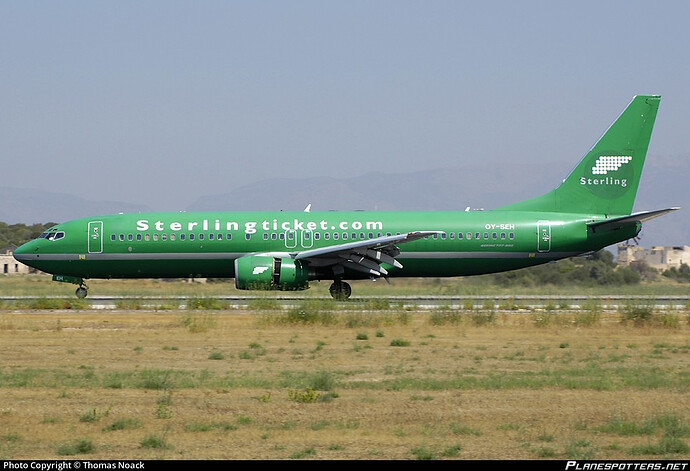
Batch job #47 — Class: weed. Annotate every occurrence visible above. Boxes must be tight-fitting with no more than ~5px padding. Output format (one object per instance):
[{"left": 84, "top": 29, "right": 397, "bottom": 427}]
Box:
[
  {"left": 140, "top": 434, "right": 172, "bottom": 450},
  {"left": 56, "top": 439, "right": 95, "bottom": 456},
  {"left": 288, "top": 387, "right": 320, "bottom": 403},
  {"left": 102, "top": 418, "right": 142, "bottom": 431},
  {"left": 410, "top": 446, "right": 435, "bottom": 460}
]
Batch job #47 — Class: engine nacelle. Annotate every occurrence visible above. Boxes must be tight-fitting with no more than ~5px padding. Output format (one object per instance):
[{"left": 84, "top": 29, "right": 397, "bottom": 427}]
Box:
[{"left": 234, "top": 256, "right": 309, "bottom": 291}]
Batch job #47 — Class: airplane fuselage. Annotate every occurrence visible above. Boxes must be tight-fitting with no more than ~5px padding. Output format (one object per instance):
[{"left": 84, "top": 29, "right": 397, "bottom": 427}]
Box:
[{"left": 13, "top": 209, "right": 637, "bottom": 280}]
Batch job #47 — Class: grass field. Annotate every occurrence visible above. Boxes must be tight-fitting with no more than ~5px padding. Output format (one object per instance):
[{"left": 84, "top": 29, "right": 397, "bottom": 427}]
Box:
[{"left": 0, "top": 282, "right": 689, "bottom": 460}]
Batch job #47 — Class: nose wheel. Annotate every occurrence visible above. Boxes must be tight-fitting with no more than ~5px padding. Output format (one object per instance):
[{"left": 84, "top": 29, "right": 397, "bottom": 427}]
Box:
[
  {"left": 75, "top": 283, "right": 88, "bottom": 299},
  {"left": 329, "top": 280, "right": 352, "bottom": 300}
]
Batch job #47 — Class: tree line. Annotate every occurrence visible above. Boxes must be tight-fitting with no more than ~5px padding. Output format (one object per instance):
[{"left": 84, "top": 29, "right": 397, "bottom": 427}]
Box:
[{"left": 484, "top": 250, "right": 647, "bottom": 287}]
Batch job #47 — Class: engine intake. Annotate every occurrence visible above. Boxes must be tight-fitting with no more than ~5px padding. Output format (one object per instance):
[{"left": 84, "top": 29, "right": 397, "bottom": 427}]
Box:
[{"left": 234, "top": 256, "right": 309, "bottom": 291}]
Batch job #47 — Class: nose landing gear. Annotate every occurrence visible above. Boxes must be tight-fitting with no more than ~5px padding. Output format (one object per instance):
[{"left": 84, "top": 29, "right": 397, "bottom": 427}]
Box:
[{"left": 75, "top": 282, "right": 89, "bottom": 299}]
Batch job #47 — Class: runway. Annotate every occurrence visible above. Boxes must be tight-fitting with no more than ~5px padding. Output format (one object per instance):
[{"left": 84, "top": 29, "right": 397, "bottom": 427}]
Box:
[{"left": 2, "top": 294, "right": 688, "bottom": 310}]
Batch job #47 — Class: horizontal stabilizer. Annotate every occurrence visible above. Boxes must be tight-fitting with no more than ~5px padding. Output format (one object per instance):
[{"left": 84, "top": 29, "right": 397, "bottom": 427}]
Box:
[{"left": 587, "top": 208, "right": 680, "bottom": 232}]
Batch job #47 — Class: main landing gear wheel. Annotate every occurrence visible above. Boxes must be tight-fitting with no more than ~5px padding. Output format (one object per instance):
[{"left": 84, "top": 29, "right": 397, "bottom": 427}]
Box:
[
  {"left": 75, "top": 284, "right": 88, "bottom": 299},
  {"left": 329, "top": 281, "right": 352, "bottom": 300}
]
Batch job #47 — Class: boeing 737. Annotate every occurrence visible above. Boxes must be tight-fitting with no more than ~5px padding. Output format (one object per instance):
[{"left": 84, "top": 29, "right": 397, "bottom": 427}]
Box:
[{"left": 14, "top": 95, "right": 678, "bottom": 300}]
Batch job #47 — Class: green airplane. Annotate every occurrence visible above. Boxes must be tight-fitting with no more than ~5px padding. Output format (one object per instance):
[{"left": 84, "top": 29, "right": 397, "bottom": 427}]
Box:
[{"left": 14, "top": 95, "right": 678, "bottom": 300}]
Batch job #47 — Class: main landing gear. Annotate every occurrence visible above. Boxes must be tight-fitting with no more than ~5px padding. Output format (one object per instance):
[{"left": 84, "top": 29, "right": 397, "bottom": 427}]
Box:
[{"left": 329, "top": 280, "right": 352, "bottom": 300}]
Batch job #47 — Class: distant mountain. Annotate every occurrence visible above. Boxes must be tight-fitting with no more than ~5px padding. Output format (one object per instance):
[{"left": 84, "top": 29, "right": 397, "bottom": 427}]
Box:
[
  {"left": 0, "top": 187, "right": 150, "bottom": 225},
  {"left": 187, "top": 164, "right": 564, "bottom": 213}
]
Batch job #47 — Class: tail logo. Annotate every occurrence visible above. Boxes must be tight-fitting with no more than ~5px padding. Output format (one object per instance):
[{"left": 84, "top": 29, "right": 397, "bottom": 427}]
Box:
[
  {"left": 591, "top": 155, "right": 632, "bottom": 175},
  {"left": 579, "top": 153, "right": 634, "bottom": 199}
]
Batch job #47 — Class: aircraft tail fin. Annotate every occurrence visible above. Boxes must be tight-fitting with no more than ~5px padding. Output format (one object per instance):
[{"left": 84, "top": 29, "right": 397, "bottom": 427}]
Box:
[{"left": 498, "top": 95, "right": 661, "bottom": 215}]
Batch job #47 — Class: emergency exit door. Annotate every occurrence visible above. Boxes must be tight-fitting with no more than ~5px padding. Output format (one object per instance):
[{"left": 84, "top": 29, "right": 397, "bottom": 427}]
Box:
[
  {"left": 88, "top": 221, "right": 103, "bottom": 253},
  {"left": 537, "top": 221, "right": 551, "bottom": 253}
]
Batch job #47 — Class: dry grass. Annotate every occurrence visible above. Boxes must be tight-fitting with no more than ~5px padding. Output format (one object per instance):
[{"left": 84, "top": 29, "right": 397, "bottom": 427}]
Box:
[{"left": 0, "top": 307, "right": 689, "bottom": 460}]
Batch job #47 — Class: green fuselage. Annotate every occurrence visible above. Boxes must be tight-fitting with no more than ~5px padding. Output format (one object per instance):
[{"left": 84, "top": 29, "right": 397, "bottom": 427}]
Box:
[{"left": 13, "top": 209, "right": 638, "bottom": 280}]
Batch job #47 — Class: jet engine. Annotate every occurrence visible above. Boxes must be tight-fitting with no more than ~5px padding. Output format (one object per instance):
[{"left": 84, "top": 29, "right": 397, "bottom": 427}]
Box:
[{"left": 234, "top": 255, "right": 309, "bottom": 291}]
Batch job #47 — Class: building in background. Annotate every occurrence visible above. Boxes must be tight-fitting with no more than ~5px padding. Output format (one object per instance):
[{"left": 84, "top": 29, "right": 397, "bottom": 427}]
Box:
[
  {"left": 617, "top": 244, "right": 690, "bottom": 271},
  {"left": 1, "top": 245, "right": 34, "bottom": 275}
]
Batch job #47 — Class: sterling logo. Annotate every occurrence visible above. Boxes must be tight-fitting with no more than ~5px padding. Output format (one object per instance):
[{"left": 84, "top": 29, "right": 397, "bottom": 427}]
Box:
[
  {"left": 591, "top": 155, "right": 632, "bottom": 175},
  {"left": 579, "top": 154, "right": 633, "bottom": 198},
  {"left": 253, "top": 266, "right": 270, "bottom": 275}
]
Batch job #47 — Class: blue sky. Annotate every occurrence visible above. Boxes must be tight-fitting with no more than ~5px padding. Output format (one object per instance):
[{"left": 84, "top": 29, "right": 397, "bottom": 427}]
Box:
[{"left": 1, "top": 1, "right": 689, "bottom": 210}]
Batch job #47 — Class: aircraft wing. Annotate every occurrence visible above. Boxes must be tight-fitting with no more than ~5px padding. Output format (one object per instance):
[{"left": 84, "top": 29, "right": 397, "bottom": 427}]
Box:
[
  {"left": 293, "top": 231, "right": 442, "bottom": 277},
  {"left": 587, "top": 208, "right": 680, "bottom": 232}
]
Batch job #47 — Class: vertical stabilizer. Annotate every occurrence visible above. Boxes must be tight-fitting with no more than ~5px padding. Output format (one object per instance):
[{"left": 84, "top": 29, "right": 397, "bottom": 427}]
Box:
[{"left": 498, "top": 95, "right": 660, "bottom": 215}]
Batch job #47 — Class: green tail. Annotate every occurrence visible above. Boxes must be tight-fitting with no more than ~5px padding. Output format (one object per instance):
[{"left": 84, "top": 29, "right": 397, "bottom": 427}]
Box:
[{"left": 498, "top": 95, "right": 660, "bottom": 216}]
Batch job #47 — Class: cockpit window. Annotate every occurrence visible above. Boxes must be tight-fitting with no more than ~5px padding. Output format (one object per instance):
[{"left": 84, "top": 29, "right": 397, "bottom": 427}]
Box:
[{"left": 40, "top": 231, "right": 65, "bottom": 241}]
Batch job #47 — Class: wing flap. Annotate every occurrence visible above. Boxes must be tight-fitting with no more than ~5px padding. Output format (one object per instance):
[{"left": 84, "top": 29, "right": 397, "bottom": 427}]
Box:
[{"left": 294, "top": 230, "right": 442, "bottom": 278}]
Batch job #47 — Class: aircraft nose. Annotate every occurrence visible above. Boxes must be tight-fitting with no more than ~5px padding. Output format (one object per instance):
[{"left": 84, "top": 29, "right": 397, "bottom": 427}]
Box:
[{"left": 13, "top": 241, "right": 36, "bottom": 261}]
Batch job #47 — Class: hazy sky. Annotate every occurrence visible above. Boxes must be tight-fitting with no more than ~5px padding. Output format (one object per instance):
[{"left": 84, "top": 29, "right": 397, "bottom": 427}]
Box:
[{"left": 1, "top": 1, "right": 689, "bottom": 211}]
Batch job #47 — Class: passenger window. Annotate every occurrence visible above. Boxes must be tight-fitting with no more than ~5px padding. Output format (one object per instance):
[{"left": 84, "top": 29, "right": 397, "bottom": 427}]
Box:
[
  {"left": 136, "top": 234, "right": 142, "bottom": 241},
  {"left": 180, "top": 234, "right": 186, "bottom": 241},
  {"left": 190, "top": 234, "right": 195, "bottom": 241},
  {"left": 111, "top": 235, "right": 116, "bottom": 241},
  {"left": 153, "top": 234, "right": 159, "bottom": 241},
  {"left": 145, "top": 234, "right": 150, "bottom": 241}
]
